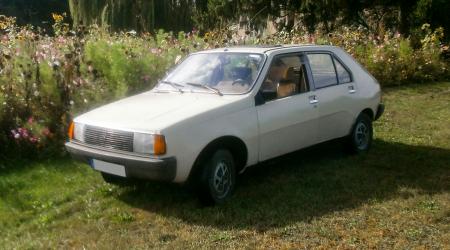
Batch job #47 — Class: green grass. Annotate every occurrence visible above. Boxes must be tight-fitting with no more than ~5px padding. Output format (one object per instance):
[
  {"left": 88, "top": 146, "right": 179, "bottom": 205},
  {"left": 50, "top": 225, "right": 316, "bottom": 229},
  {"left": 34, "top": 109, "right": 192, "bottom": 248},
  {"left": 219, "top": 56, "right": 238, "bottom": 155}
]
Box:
[{"left": 1, "top": 82, "right": 449, "bottom": 249}]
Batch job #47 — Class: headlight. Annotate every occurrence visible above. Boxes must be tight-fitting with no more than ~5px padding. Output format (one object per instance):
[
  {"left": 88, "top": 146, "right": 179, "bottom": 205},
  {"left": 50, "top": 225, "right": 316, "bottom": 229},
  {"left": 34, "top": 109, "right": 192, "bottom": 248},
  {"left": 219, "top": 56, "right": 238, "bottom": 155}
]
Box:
[
  {"left": 74, "top": 123, "right": 85, "bottom": 142},
  {"left": 133, "top": 133, "right": 166, "bottom": 155}
]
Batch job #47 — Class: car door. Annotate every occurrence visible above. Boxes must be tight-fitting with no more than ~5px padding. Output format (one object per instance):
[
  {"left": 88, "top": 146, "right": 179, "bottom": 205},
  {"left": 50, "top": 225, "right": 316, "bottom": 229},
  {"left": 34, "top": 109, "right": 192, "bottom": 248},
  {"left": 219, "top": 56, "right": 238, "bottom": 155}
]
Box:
[
  {"left": 306, "top": 52, "right": 357, "bottom": 143},
  {"left": 256, "top": 53, "right": 319, "bottom": 161}
]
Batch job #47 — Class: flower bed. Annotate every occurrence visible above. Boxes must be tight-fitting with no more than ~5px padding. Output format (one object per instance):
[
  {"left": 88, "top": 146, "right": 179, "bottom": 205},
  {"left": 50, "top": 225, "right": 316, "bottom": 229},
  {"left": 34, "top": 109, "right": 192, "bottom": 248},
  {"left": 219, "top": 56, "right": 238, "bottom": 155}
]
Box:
[{"left": 0, "top": 15, "right": 448, "bottom": 157}]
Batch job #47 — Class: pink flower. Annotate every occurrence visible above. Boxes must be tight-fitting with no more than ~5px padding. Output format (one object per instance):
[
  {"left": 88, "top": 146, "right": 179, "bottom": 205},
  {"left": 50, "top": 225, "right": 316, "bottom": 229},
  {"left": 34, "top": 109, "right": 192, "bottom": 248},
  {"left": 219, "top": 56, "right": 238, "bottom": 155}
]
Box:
[
  {"left": 18, "top": 128, "right": 29, "bottom": 138},
  {"left": 42, "top": 127, "right": 51, "bottom": 136},
  {"left": 28, "top": 117, "right": 34, "bottom": 124}
]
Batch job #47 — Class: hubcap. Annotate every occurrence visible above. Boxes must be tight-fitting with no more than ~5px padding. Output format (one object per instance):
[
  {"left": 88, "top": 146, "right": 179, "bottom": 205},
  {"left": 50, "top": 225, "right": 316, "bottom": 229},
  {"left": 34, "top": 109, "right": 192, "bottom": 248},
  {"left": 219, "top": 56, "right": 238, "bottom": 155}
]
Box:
[
  {"left": 355, "top": 122, "right": 369, "bottom": 149},
  {"left": 213, "top": 161, "right": 231, "bottom": 198}
]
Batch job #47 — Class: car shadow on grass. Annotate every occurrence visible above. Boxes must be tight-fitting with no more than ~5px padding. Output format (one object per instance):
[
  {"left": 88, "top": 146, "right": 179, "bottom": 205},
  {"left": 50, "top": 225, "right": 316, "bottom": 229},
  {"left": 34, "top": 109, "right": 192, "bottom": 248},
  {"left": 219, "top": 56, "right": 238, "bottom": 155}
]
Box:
[{"left": 116, "top": 138, "right": 450, "bottom": 231}]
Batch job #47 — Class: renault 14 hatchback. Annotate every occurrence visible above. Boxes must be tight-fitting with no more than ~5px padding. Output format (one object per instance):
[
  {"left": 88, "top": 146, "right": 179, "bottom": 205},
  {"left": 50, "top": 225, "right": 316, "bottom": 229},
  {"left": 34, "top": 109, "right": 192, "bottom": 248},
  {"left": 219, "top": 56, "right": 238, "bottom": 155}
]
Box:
[{"left": 66, "top": 45, "right": 384, "bottom": 204}]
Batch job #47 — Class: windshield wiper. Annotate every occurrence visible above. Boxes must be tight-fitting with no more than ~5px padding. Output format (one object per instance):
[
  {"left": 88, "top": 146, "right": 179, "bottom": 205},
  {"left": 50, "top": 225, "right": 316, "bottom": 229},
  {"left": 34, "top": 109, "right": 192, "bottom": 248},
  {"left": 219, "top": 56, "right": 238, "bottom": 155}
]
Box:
[
  {"left": 185, "top": 82, "right": 223, "bottom": 96},
  {"left": 159, "top": 80, "right": 184, "bottom": 93}
]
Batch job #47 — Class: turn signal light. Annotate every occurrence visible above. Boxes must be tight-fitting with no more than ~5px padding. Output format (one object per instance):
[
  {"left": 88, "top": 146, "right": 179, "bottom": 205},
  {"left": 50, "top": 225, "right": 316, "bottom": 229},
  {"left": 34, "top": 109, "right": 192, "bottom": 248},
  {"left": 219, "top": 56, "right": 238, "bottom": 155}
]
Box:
[
  {"left": 68, "top": 122, "right": 74, "bottom": 140},
  {"left": 154, "top": 135, "right": 166, "bottom": 155}
]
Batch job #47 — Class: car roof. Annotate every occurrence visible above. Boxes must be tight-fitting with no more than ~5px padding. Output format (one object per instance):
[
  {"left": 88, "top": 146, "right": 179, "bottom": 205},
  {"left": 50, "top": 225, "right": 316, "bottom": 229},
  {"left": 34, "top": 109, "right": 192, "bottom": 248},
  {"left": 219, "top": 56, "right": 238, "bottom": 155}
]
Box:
[{"left": 198, "top": 44, "right": 336, "bottom": 55}]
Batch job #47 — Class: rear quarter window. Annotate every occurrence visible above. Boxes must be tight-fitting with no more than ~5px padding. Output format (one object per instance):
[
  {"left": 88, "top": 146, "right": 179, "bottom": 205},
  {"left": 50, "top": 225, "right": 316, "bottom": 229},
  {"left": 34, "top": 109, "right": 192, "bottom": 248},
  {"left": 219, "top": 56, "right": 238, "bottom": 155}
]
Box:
[
  {"left": 333, "top": 58, "right": 352, "bottom": 83},
  {"left": 307, "top": 54, "right": 338, "bottom": 88}
]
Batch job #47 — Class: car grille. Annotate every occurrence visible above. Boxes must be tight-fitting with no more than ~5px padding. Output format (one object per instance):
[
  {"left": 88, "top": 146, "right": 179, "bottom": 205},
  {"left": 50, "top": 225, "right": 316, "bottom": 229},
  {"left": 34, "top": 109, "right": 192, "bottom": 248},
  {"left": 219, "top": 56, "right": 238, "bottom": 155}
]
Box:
[{"left": 84, "top": 125, "right": 134, "bottom": 152}]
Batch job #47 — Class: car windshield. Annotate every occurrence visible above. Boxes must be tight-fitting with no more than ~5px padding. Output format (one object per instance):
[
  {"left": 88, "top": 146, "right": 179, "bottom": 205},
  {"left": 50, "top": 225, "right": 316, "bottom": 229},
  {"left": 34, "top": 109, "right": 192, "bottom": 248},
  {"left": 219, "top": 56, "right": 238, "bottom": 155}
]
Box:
[{"left": 156, "top": 52, "right": 265, "bottom": 94}]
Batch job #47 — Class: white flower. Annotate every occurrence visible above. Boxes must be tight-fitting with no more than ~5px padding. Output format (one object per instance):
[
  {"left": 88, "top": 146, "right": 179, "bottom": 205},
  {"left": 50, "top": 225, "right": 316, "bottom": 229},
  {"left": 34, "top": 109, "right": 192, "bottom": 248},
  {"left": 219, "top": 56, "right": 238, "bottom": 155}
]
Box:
[
  {"left": 175, "top": 55, "right": 182, "bottom": 64},
  {"left": 53, "top": 60, "right": 61, "bottom": 67},
  {"left": 127, "top": 30, "right": 137, "bottom": 36}
]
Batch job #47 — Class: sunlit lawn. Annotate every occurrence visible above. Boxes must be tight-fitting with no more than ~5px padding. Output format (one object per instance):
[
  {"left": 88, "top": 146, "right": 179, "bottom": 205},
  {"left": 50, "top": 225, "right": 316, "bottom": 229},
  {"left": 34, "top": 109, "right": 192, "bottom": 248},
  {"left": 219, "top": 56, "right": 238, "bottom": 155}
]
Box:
[{"left": 1, "top": 82, "right": 449, "bottom": 249}]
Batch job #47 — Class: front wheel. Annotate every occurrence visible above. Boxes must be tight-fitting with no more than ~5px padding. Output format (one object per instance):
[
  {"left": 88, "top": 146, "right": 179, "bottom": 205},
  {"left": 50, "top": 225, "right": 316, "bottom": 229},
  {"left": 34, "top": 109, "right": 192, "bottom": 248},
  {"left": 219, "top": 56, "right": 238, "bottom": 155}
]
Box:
[
  {"left": 347, "top": 113, "right": 373, "bottom": 154},
  {"left": 198, "top": 149, "right": 236, "bottom": 205}
]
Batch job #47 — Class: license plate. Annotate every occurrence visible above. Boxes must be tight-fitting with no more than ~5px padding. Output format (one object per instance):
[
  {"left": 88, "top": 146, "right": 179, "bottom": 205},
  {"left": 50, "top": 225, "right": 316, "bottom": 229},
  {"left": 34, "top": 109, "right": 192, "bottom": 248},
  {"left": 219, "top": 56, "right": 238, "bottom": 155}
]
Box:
[{"left": 92, "top": 159, "right": 126, "bottom": 177}]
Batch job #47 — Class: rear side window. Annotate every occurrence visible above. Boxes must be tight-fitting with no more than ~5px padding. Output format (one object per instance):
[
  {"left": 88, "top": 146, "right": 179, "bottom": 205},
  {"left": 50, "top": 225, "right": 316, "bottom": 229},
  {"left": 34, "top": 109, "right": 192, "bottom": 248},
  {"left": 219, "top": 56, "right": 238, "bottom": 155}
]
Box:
[
  {"left": 307, "top": 54, "right": 338, "bottom": 88},
  {"left": 334, "top": 58, "right": 351, "bottom": 83}
]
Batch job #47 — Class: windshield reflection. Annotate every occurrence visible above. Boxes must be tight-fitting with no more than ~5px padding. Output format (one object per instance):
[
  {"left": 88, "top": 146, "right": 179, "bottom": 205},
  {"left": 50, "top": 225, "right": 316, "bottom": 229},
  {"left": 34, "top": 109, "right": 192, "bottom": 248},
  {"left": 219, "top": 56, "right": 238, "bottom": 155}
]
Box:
[{"left": 156, "top": 52, "right": 265, "bottom": 94}]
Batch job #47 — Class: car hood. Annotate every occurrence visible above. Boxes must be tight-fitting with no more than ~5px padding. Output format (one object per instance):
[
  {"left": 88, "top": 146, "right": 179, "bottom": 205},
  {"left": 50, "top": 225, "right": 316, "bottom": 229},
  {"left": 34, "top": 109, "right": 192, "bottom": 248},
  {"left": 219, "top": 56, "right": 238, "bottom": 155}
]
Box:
[{"left": 74, "top": 91, "right": 246, "bottom": 133}]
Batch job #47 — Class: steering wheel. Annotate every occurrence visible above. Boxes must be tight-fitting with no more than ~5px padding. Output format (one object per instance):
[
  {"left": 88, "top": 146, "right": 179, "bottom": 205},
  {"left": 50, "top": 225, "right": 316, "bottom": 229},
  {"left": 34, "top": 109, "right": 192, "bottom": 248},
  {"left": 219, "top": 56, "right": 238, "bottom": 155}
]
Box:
[{"left": 232, "top": 79, "right": 246, "bottom": 86}]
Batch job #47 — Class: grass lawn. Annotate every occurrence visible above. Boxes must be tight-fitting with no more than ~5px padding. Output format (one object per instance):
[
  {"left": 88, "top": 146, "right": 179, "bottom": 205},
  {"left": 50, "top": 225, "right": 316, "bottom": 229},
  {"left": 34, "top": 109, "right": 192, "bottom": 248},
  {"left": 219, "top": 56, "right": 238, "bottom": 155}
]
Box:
[{"left": 1, "top": 82, "right": 449, "bottom": 249}]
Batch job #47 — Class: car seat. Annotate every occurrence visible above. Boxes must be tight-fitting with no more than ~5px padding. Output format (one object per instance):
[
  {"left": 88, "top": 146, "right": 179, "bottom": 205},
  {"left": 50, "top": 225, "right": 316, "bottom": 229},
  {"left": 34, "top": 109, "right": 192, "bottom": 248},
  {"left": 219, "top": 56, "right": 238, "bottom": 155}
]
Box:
[{"left": 277, "top": 67, "right": 297, "bottom": 98}]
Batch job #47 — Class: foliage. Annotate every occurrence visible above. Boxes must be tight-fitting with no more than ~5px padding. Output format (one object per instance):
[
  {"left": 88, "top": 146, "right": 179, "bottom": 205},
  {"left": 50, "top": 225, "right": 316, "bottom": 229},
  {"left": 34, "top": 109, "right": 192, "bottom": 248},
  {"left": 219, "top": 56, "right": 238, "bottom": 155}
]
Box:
[
  {"left": 0, "top": 15, "right": 449, "bottom": 157},
  {"left": 330, "top": 25, "right": 449, "bottom": 85}
]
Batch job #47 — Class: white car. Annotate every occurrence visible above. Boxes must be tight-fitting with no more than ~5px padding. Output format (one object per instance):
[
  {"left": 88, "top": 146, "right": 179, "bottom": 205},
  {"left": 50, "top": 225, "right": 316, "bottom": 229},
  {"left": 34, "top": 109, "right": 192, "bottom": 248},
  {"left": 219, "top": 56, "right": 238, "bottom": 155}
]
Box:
[{"left": 66, "top": 45, "right": 384, "bottom": 204}]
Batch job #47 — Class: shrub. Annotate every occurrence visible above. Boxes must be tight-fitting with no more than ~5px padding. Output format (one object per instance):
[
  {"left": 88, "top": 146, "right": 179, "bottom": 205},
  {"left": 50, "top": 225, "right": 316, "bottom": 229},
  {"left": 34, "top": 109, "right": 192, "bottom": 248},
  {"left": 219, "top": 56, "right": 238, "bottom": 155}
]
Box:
[{"left": 0, "top": 15, "right": 448, "bottom": 159}]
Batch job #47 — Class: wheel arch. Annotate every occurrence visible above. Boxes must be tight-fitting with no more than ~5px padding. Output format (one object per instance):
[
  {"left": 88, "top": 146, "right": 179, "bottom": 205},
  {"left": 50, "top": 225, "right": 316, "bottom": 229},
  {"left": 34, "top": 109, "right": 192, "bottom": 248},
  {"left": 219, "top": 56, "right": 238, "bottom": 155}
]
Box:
[
  {"left": 361, "top": 108, "right": 375, "bottom": 121},
  {"left": 347, "top": 107, "right": 375, "bottom": 136},
  {"left": 187, "top": 135, "right": 248, "bottom": 184}
]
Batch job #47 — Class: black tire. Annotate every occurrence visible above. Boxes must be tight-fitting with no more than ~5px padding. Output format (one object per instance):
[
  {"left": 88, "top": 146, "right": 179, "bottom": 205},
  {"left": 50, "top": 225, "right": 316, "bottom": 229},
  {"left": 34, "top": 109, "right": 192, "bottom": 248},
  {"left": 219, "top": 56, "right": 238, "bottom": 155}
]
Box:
[
  {"left": 347, "top": 113, "right": 373, "bottom": 154},
  {"left": 197, "top": 149, "right": 236, "bottom": 205},
  {"left": 101, "top": 172, "right": 128, "bottom": 185}
]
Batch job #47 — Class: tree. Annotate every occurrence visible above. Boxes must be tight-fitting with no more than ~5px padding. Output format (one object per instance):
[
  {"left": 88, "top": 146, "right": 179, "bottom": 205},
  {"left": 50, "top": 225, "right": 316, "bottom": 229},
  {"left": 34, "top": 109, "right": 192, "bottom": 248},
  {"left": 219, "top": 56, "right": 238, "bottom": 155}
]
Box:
[
  {"left": 0, "top": 0, "right": 69, "bottom": 32},
  {"left": 69, "top": 0, "right": 196, "bottom": 32},
  {"left": 69, "top": 0, "right": 156, "bottom": 32}
]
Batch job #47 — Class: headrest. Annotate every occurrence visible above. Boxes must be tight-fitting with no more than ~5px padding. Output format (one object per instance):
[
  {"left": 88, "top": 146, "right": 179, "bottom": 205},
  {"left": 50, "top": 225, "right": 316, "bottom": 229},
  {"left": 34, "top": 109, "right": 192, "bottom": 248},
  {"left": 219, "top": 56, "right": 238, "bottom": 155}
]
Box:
[{"left": 284, "top": 67, "right": 296, "bottom": 80}]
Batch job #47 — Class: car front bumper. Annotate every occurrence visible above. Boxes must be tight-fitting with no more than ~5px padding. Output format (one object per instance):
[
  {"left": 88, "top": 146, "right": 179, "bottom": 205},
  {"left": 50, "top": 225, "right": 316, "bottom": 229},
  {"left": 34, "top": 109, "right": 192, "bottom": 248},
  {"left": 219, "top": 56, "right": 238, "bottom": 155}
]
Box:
[{"left": 65, "top": 141, "right": 176, "bottom": 181}]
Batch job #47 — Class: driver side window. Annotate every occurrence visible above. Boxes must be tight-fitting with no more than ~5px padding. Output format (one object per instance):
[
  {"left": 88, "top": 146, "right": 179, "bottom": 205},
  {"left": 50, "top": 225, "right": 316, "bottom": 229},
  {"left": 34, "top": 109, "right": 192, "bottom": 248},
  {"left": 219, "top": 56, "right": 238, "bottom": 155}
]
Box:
[{"left": 260, "top": 54, "right": 310, "bottom": 102}]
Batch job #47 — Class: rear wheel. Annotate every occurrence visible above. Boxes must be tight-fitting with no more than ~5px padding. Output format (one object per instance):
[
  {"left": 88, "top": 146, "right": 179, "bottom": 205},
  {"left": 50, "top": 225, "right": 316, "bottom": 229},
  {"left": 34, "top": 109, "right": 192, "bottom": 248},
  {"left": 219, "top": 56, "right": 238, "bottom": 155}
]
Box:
[
  {"left": 197, "top": 149, "right": 236, "bottom": 205},
  {"left": 347, "top": 113, "right": 373, "bottom": 154}
]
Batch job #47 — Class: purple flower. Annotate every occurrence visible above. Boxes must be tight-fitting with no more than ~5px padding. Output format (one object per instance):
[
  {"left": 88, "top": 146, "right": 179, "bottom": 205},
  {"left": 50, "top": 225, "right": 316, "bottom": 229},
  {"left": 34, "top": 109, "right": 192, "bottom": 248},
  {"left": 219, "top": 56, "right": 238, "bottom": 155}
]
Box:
[{"left": 150, "top": 48, "right": 158, "bottom": 54}]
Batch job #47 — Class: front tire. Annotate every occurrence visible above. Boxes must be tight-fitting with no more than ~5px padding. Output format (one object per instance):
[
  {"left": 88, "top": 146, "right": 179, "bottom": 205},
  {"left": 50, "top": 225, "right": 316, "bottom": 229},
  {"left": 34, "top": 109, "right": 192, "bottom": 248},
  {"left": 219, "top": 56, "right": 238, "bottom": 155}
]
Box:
[
  {"left": 347, "top": 113, "right": 373, "bottom": 154},
  {"left": 198, "top": 149, "right": 236, "bottom": 205}
]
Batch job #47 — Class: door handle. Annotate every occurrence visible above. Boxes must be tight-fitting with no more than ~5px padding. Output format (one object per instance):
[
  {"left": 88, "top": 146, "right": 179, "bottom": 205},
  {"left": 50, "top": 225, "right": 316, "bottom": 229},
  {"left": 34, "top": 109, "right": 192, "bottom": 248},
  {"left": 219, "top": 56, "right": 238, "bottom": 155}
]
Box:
[
  {"left": 309, "top": 95, "right": 318, "bottom": 104},
  {"left": 348, "top": 85, "right": 356, "bottom": 94}
]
